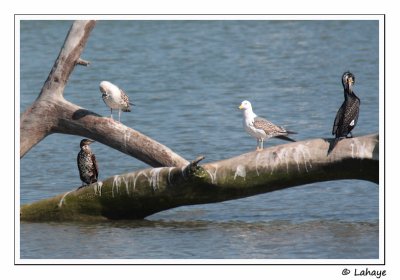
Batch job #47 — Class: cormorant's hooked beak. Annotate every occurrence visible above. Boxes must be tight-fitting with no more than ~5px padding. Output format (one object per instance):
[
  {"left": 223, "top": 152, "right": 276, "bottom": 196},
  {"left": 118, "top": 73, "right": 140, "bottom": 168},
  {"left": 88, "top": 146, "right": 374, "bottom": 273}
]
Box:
[
  {"left": 87, "top": 140, "right": 95, "bottom": 145},
  {"left": 346, "top": 77, "right": 354, "bottom": 92}
]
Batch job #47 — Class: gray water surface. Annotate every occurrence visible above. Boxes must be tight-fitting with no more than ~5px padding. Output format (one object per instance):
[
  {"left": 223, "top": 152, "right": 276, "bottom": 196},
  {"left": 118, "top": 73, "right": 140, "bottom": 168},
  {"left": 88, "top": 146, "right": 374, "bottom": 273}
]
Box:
[{"left": 19, "top": 20, "right": 379, "bottom": 260}]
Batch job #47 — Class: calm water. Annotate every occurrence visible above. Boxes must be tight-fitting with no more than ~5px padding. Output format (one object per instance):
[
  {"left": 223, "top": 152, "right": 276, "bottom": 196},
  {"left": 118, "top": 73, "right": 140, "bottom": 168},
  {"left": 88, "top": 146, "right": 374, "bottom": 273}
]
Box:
[{"left": 19, "top": 20, "right": 380, "bottom": 260}]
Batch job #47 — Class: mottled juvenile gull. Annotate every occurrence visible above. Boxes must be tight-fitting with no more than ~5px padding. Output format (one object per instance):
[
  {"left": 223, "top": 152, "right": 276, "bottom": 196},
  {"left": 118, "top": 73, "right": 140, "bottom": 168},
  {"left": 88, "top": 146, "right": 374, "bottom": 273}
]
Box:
[{"left": 99, "top": 81, "right": 134, "bottom": 122}]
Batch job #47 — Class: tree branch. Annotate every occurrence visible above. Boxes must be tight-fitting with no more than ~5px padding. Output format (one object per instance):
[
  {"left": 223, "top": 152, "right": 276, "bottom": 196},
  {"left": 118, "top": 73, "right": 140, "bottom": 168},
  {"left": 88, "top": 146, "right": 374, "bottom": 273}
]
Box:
[{"left": 20, "top": 134, "right": 379, "bottom": 222}]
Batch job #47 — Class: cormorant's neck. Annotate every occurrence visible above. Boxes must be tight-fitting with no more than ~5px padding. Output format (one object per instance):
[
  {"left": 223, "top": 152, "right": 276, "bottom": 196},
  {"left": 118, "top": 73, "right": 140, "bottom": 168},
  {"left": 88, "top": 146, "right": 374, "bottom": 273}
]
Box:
[{"left": 344, "top": 89, "right": 354, "bottom": 99}]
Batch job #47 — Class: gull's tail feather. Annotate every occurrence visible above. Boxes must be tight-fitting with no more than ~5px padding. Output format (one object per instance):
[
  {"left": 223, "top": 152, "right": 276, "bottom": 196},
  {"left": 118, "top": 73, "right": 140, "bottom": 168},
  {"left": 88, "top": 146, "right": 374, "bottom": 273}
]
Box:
[{"left": 276, "top": 135, "right": 296, "bottom": 142}]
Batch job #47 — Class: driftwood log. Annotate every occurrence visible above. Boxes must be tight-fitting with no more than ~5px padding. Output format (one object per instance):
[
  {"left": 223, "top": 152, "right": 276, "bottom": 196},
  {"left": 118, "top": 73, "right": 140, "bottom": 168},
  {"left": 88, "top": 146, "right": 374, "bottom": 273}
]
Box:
[
  {"left": 20, "top": 134, "right": 378, "bottom": 221},
  {"left": 20, "top": 20, "right": 379, "bottom": 222}
]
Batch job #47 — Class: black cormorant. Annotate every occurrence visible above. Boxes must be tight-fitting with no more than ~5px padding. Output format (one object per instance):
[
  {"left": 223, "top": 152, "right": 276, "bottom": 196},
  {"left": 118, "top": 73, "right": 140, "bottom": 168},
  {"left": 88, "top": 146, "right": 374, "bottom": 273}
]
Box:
[
  {"left": 331, "top": 71, "right": 360, "bottom": 151},
  {"left": 77, "top": 139, "right": 98, "bottom": 188}
]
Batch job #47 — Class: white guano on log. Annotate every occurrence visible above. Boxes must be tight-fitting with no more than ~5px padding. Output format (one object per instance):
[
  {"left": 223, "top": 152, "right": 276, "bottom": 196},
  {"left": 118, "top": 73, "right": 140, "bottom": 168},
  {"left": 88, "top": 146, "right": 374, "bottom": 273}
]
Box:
[{"left": 20, "top": 134, "right": 379, "bottom": 221}]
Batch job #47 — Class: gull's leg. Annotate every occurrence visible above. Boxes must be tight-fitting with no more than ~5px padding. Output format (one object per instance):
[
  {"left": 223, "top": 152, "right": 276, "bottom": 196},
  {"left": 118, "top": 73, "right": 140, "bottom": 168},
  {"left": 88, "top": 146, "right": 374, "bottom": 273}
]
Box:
[
  {"left": 110, "top": 108, "right": 113, "bottom": 119},
  {"left": 118, "top": 109, "right": 121, "bottom": 122},
  {"left": 256, "top": 139, "right": 261, "bottom": 151},
  {"left": 261, "top": 139, "right": 264, "bottom": 150}
]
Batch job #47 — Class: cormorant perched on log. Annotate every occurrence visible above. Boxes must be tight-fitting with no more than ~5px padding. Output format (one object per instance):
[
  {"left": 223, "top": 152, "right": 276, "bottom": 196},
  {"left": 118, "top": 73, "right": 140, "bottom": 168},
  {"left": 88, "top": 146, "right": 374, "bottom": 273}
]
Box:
[
  {"left": 77, "top": 139, "right": 98, "bottom": 188},
  {"left": 330, "top": 71, "right": 360, "bottom": 152}
]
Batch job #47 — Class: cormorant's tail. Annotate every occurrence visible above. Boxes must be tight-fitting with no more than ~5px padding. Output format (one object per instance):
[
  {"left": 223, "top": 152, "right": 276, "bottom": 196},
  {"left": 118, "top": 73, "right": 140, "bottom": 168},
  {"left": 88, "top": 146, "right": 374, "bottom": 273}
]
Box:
[
  {"left": 328, "top": 137, "right": 341, "bottom": 154},
  {"left": 276, "top": 135, "right": 296, "bottom": 142}
]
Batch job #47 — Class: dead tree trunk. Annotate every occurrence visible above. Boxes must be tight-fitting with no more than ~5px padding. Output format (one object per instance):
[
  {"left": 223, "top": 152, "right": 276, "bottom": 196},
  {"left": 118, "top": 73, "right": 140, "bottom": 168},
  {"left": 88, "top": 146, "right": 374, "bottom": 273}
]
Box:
[
  {"left": 20, "top": 134, "right": 378, "bottom": 222},
  {"left": 20, "top": 20, "right": 189, "bottom": 168}
]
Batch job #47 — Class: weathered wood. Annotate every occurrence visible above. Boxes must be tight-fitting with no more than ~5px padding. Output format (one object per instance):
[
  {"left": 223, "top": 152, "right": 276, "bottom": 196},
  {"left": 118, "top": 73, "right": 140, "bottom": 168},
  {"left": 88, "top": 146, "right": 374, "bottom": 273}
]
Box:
[
  {"left": 20, "top": 134, "right": 378, "bottom": 222},
  {"left": 55, "top": 100, "right": 189, "bottom": 167},
  {"left": 20, "top": 21, "right": 95, "bottom": 156},
  {"left": 20, "top": 20, "right": 189, "bottom": 168}
]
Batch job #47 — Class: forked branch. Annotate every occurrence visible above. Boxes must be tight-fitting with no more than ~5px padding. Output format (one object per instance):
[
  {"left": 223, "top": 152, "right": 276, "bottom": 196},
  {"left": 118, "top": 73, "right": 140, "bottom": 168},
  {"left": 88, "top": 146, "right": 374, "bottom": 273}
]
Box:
[{"left": 20, "top": 20, "right": 189, "bottom": 168}]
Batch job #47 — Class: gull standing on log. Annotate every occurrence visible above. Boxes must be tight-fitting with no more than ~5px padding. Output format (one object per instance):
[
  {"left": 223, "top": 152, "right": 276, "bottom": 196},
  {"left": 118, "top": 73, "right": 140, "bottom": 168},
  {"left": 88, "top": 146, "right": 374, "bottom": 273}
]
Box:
[
  {"left": 239, "top": 100, "right": 296, "bottom": 151},
  {"left": 99, "top": 81, "right": 134, "bottom": 122}
]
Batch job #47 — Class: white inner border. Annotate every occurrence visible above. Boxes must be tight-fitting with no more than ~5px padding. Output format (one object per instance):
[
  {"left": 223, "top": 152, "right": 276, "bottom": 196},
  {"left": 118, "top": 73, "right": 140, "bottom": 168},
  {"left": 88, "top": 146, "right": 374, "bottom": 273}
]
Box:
[{"left": 15, "top": 14, "right": 385, "bottom": 266}]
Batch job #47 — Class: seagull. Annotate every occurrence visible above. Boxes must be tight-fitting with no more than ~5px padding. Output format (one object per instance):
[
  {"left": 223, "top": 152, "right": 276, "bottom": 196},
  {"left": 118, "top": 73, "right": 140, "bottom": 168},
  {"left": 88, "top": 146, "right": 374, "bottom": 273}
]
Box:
[
  {"left": 99, "top": 81, "right": 134, "bottom": 122},
  {"left": 77, "top": 139, "right": 98, "bottom": 189},
  {"left": 239, "top": 100, "right": 296, "bottom": 151},
  {"left": 331, "top": 71, "right": 360, "bottom": 151}
]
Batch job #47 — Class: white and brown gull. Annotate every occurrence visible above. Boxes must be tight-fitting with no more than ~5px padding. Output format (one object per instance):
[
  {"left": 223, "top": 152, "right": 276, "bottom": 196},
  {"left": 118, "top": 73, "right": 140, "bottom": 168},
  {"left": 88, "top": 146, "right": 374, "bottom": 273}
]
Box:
[
  {"left": 99, "top": 81, "right": 134, "bottom": 122},
  {"left": 239, "top": 100, "right": 296, "bottom": 151}
]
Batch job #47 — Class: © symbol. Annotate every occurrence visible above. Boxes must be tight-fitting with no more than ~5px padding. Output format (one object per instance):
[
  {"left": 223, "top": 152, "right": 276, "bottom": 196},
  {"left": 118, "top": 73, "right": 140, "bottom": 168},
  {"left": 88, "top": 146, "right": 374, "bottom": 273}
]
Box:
[{"left": 342, "top": 268, "right": 351, "bottom": 276}]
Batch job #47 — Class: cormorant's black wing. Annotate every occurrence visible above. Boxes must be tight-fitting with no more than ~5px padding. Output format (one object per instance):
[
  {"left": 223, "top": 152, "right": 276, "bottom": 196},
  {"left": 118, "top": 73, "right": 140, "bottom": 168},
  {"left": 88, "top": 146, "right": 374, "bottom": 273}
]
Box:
[
  {"left": 91, "top": 153, "right": 99, "bottom": 181},
  {"left": 77, "top": 152, "right": 84, "bottom": 181},
  {"left": 332, "top": 94, "right": 360, "bottom": 137},
  {"left": 332, "top": 102, "right": 345, "bottom": 136},
  {"left": 344, "top": 96, "right": 360, "bottom": 132},
  {"left": 77, "top": 153, "right": 79, "bottom": 173}
]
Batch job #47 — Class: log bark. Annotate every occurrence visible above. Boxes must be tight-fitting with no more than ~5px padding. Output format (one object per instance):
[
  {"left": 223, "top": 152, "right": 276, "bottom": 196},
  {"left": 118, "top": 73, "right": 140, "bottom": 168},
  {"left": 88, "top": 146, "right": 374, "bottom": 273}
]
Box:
[
  {"left": 20, "top": 20, "right": 189, "bottom": 168},
  {"left": 20, "top": 134, "right": 378, "bottom": 222}
]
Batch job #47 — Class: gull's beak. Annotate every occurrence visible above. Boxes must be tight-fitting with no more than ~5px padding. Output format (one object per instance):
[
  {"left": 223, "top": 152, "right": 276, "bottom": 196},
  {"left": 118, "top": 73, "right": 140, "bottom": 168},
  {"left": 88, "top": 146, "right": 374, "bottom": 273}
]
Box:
[{"left": 238, "top": 104, "right": 244, "bottom": 110}]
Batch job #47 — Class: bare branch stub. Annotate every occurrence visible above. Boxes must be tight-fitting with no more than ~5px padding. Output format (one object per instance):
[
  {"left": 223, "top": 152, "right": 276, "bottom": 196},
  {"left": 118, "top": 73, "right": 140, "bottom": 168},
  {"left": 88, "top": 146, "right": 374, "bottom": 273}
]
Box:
[{"left": 76, "top": 58, "right": 90, "bottom": 66}]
